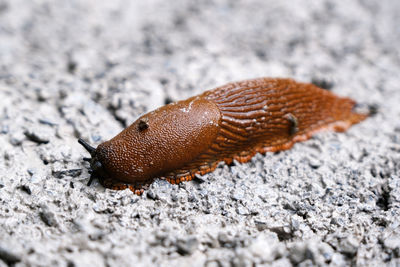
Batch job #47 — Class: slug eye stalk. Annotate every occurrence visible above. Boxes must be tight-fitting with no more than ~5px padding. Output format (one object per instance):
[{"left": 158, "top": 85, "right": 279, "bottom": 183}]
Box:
[{"left": 78, "top": 138, "right": 96, "bottom": 155}]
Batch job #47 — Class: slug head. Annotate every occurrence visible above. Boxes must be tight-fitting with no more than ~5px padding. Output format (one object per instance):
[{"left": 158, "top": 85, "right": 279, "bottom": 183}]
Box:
[{"left": 78, "top": 97, "right": 221, "bottom": 187}]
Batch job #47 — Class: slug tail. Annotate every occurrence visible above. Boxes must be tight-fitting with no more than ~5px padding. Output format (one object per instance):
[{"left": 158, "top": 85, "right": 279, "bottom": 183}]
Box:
[
  {"left": 331, "top": 112, "right": 368, "bottom": 133},
  {"left": 328, "top": 97, "right": 369, "bottom": 132}
]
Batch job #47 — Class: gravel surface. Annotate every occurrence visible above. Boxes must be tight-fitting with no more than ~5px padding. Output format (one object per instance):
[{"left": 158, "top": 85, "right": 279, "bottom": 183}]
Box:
[{"left": 0, "top": 0, "right": 400, "bottom": 266}]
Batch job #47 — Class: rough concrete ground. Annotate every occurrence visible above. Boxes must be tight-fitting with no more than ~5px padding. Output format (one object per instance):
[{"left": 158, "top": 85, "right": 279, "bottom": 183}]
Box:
[{"left": 0, "top": 0, "right": 399, "bottom": 266}]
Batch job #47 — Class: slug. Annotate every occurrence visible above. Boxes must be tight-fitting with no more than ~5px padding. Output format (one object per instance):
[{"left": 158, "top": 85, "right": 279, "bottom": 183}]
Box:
[{"left": 78, "top": 78, "right": 368, "bottom": 194}]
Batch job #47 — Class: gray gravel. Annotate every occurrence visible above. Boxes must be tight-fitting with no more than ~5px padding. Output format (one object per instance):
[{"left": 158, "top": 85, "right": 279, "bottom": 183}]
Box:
[{"left": 1, "top": 0, "right": 400, "bottom": 266}]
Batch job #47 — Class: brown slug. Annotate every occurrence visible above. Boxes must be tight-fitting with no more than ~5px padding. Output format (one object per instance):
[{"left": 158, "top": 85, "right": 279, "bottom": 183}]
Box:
[{"left": 78, "top": 78, "right": 368, "bottom": 195}]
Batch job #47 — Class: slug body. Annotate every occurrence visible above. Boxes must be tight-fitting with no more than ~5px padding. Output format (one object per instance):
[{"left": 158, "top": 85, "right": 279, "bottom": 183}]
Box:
[{"left": 79, "top": 78, "right": 368, "bottom": 194}]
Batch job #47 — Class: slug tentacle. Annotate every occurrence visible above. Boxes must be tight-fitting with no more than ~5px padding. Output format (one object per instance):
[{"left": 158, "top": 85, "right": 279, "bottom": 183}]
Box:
[
  {"left": 78, "top": 138, "right": 96, "bottom": 155},
  {"left": 87, "top": 174, "right": 95, "bottom": 186}
]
